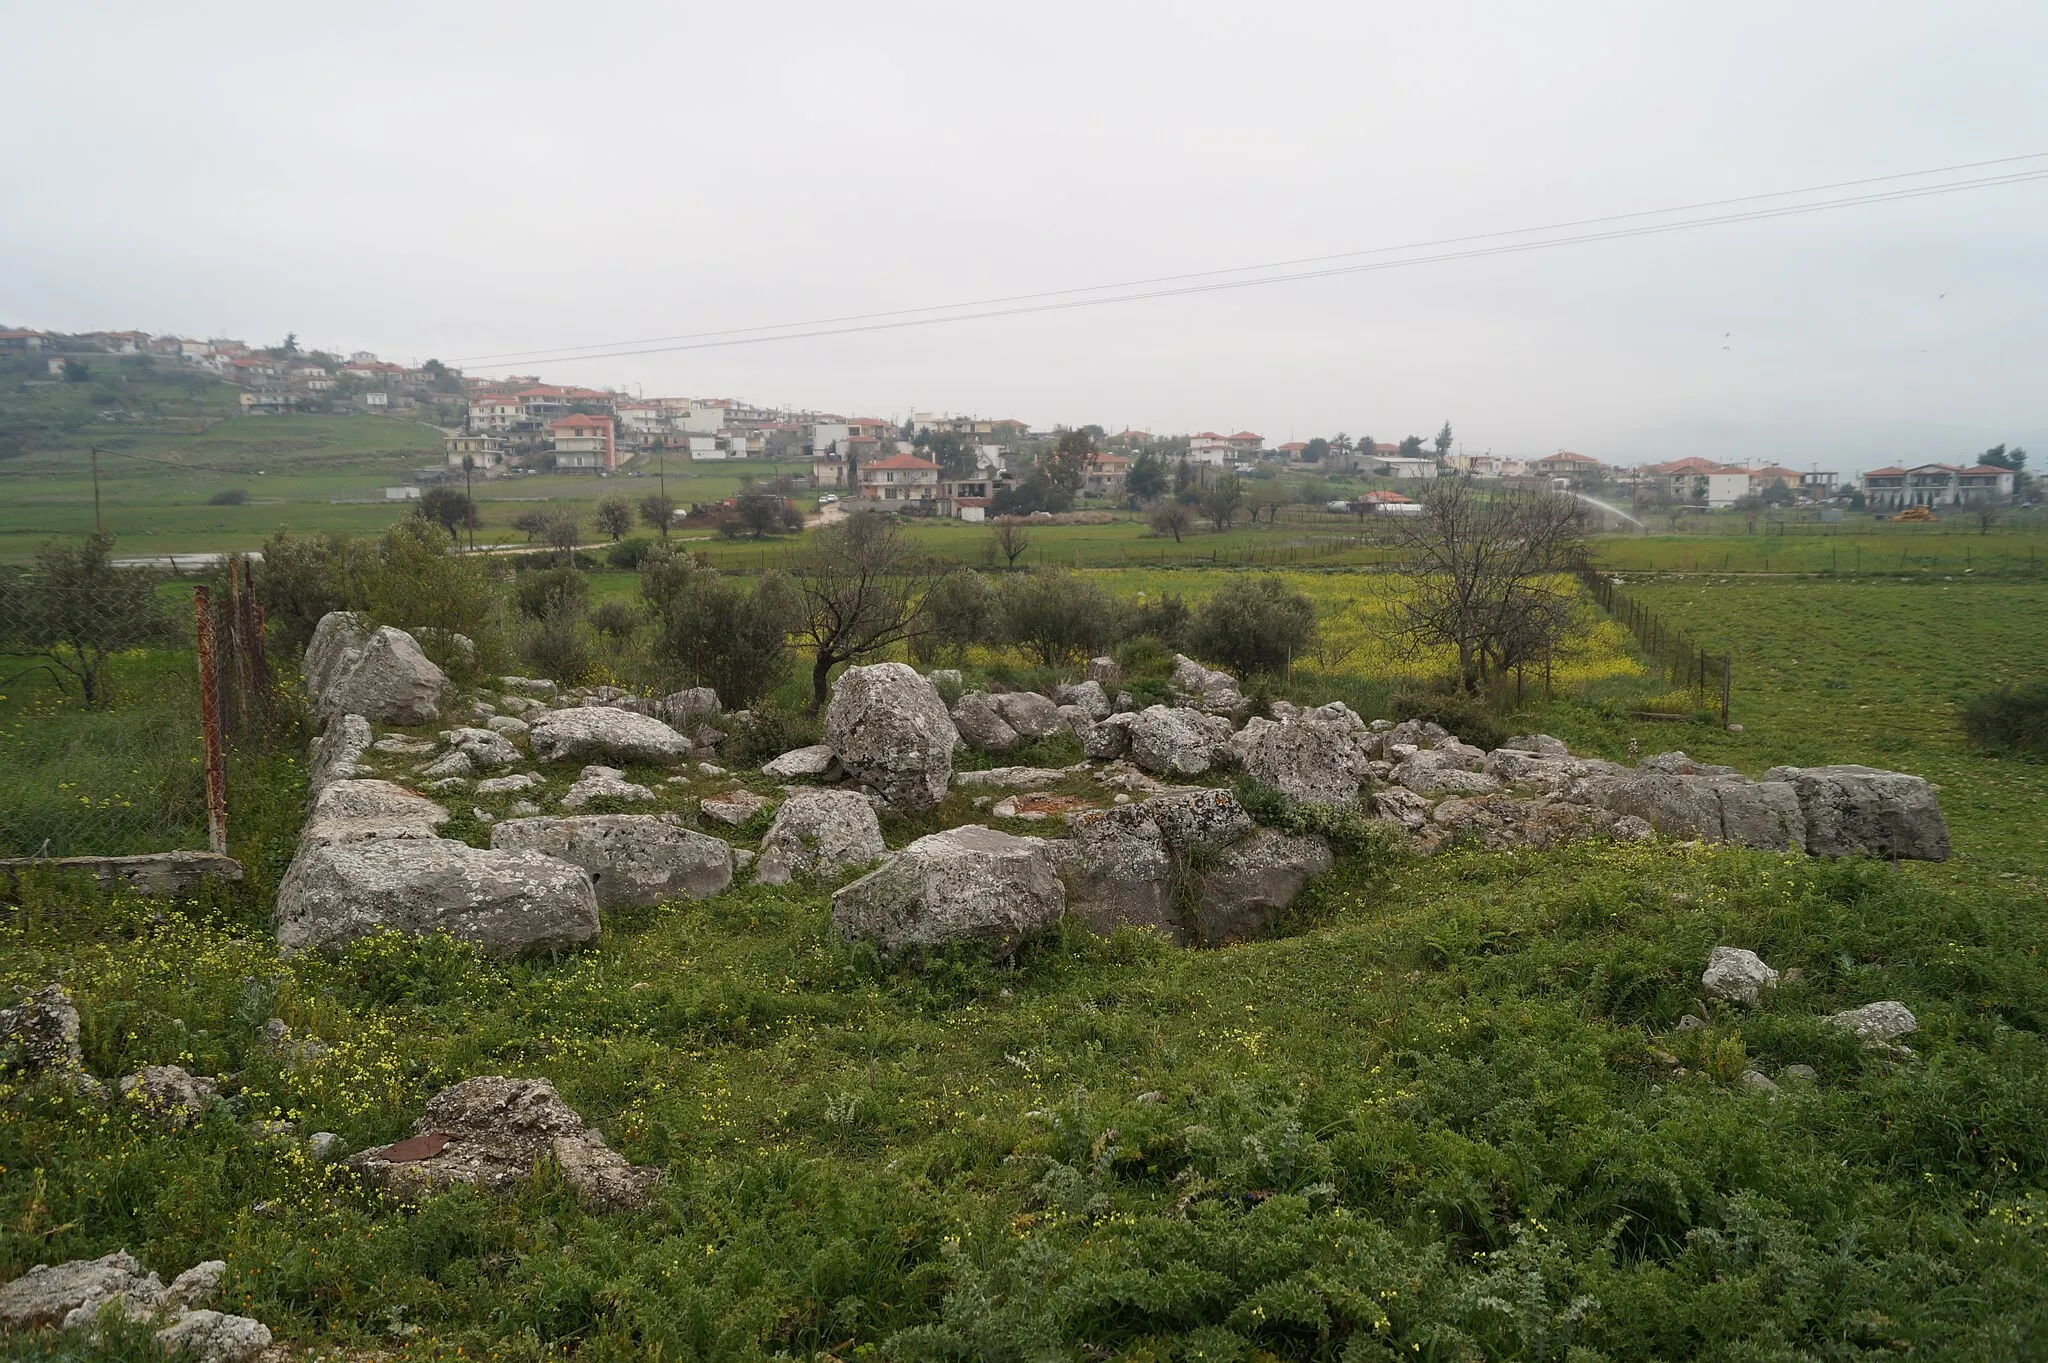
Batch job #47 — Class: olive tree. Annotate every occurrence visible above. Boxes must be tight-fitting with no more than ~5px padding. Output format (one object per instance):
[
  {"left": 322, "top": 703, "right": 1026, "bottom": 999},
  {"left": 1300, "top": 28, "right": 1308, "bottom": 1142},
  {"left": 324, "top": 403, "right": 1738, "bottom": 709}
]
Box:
[{"left": 788, "top": 514, "right": 935, "bottom": 712}]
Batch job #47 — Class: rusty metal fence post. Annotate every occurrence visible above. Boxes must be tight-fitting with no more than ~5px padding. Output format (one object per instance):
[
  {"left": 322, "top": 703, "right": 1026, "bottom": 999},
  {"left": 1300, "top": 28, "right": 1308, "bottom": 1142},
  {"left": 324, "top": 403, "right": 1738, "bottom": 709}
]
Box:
[{"left": 193, "top": 586, "right": 228, "bottom": 854}]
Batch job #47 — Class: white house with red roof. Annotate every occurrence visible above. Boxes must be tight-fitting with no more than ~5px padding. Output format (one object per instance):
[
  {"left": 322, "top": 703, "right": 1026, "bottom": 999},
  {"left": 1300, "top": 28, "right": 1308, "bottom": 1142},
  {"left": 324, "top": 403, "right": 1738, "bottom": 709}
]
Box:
[
  {"left": 1861, "top": 462, "right": 2014, "bottom": 509},
  {"left": 1529, "top": 451, "right": 1605, "bottom": 479},
  {"left": 550, "top": 414, "right": 615, "bottom": 471},
  {"left": 857, "top": 451, "right": 941, "bottom": 508},
  {"left": 1187, "top": 432, "right": 1234, "bottom": 465}
]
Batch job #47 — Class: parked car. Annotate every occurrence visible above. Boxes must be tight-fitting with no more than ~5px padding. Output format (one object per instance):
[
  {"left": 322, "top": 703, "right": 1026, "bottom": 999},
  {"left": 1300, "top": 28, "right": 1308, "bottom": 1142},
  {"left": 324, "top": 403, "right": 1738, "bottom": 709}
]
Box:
[{"left": 818, "top": 493, "right": 839, "bottom": 504}]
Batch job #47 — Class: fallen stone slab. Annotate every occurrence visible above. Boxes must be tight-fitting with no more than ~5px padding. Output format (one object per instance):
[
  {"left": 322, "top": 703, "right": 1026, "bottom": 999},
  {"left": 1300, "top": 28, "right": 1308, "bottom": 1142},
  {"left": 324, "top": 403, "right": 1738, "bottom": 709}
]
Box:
[
  {"left": 1170, "top": 654, "right": 1243, "bottom": 713},
  {"left": 753, "top": 788, "right": 886, "bottom": 886},
  {"left": 660, "top": 686, "right": 722, "bottom": 727},
  {"left": 991, "top": 792, "right": 1092, "bottom": 820},
  {"left": 1762, "top": 764, "right": 1951, "bottom": 861},
  {"left": 953, "top": 766, "right": 1065, "bottom": 789},
  {"left": 344, "top": 1076, "right": 656, "bottom": 1211},
  {"left": 699, "top": 789, "right": 773, "bottom": 825},
  {"left": 275, "top": 838, "right": 599, "bottom": 956},
  {"left": 1054, "top": 679, "right": 1112, "bottom": 720},
  {"left": 529, "top": 706, "right": 691, "bottom": 766},
  {"left": 301, "top": 779, "right": 449, "bottom": 845},
  {"left": 827, "top": 662, "right": 958, "bottom": 809},
  {"left": 1080, "top": 710, "right": 1138, "bottom": 760},
  {"left": 1392, "top": 752, "right": 1503, "bottom": 797},
  {"left": 440, "top": 726, "right": 522, "bottom": 770},
  {"left": 491, "top": 814, "right": 732, "bottom": 908},
  {"left": 475, "top": 772, "right": 542, "bottom": 795},
  {"left": 0, "top": 851, "right": 242, "bottom": 897},
  {"left": 762, "top": 744, "right": 841, "bottom": 779},
  {"left": 560, "top": 765, "right": 655, "bottom": 809},
  {"left": 832, "top": 825, "right": 1064, "bottom": 954}
]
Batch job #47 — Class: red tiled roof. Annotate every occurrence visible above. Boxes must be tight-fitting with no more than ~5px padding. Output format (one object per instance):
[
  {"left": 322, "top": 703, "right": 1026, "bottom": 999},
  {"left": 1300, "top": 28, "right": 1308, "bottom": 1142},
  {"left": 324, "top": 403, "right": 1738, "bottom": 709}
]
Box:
[
  {"left": 1362, "top": 490, "right": 1413, "bottom": 503},
  {"left": 549, "top": 415, "right": 612, "bottom": 430},
  {"left": 1278, "top": 442, "right": 1308, "bottom": 451},
  {"left": 1544, "top": 451, "right": 1602, "bottom": 464},
  {"left": 1862, "top": 467, "right": 1906, "bottom": 477},
  {"left": 1229, "top": 431, "right": 1262, "bottom": 441},
  {"left": 864, "top": 453, "right": 940, "bottom": 471},
  {"left": 1959, "top": 465, "right": 2012, "bottom": 475}
]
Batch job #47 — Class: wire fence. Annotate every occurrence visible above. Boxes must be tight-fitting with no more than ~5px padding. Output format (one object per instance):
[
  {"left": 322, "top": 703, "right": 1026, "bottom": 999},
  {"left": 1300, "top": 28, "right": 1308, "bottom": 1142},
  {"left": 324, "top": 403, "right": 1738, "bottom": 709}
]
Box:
[
  {"left": 0, "top": 554, "right": 275, "bottom": 859},
  {"left": 1577, "top": 565, "right": 1731, "bottom": 722}
]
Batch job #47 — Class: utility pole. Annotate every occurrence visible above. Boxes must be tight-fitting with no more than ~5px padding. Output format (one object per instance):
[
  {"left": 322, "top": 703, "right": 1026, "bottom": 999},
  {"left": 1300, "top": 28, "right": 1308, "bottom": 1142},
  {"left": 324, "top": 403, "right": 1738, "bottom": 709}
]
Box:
[
  {"left": 461, "top": 454, "right": 475, "bottom": 551},
  {"left": 657, "top": 446, "right": 669, "bottom": 541},
  {"left": 90, "top": 446, "right": 104, "bottom": 535}
]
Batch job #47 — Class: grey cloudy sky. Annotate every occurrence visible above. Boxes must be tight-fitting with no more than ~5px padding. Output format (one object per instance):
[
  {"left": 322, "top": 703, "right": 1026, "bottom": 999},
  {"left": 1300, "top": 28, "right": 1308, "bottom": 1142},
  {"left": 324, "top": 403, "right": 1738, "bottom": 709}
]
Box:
[{"left": 5, "top": 1, "right": 2045, "bottom": 465}]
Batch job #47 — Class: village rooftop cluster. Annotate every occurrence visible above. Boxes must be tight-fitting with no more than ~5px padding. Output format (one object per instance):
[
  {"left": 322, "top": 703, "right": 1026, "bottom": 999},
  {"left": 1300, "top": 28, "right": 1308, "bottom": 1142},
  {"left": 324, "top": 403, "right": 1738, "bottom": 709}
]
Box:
[{"left": 0, "top": 326, "right": 2022, "bottom": 519}]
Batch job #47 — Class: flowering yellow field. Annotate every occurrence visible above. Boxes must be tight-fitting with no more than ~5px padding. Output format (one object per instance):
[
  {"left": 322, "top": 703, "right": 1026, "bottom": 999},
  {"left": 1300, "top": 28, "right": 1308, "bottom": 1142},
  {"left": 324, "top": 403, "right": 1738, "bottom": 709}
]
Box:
[{"left": 1091, "top": 566, "right": 1645, "bottom": 687}]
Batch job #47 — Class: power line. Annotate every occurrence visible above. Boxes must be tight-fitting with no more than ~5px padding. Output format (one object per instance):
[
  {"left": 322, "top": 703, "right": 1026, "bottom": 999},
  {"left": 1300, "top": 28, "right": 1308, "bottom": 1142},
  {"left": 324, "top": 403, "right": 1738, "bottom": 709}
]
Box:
[
  {"left": 457, "top": 166, "right": 2048, "bottom": 368},
  {"left": 451, "top": 151, "right": 2048, "bottom": 366}
]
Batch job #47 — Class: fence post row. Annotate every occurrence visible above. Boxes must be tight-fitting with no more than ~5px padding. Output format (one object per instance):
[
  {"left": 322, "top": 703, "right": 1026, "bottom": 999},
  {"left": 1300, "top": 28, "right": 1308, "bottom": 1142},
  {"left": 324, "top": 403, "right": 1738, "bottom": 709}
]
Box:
[{"left": 1577, "top": 564, "right": 1732, "bottom": 722}]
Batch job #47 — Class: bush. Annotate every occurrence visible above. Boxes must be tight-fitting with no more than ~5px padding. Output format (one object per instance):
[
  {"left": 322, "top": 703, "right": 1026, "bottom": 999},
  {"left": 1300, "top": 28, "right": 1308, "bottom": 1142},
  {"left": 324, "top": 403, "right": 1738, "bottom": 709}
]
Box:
[
  {"left": 514, "top": 566, "right": 590, "bottom": 621},
  {"left": 999, "top": 569, "right": 1119, "bottom": 667},
  {"left": 1961, "top": 680, "right": 2048, "bottom": 758},
  {"left": 1124, "top": 594, "right": 1190, "bottom": 651},
  {"left": 606, "top": 537, "right": 655, "bottom": 570},
  {"left": 1389, "top": 686, "right": 1510, "bottom": 751},
  {"left": 641, "top": 550, "right": 798, "bottom": 708},
  {"left": 517, "top": 607, "right": 594, "bottom": 685},
  {"left": 332, "top": 520, "right": 507, "bottom": 667},
  {"left": 590, "top": 598, "right": 640, "bottom": 645},
  {"left": 723, "top": 702, "right": 822, "bottom": 766},
  {"left": 913, "top": 569, "right": 999, "bottom": 664},
  {"left": 207, "top": 488, "right": 249, "bottom": 506},
  {"left": 1185, "top": 576, "right": 1317, "bottom": 678}
]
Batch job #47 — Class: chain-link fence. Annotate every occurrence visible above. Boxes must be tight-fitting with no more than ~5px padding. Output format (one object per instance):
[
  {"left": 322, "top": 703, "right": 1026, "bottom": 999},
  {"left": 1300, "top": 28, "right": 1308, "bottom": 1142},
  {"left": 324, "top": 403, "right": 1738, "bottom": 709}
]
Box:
[{"left": 0, "top": 547, "right": 275, "bottom": 859}]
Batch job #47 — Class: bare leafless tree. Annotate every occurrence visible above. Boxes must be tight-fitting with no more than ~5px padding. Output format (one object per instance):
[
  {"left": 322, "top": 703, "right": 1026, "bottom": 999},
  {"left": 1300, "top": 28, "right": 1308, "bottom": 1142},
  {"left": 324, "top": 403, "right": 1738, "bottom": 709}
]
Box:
[
  {"left": 1148, "top": 498, "right": 1194, "bottom": 543},
  {"left": 789, "top": 513, "right": 935, "bottom": 712},
  {"left": 1383, "top": 477, "right": 1587, "bottom": 691},
  {"left": 990, "top": 516, "right": 1033, "bottom": 567}
]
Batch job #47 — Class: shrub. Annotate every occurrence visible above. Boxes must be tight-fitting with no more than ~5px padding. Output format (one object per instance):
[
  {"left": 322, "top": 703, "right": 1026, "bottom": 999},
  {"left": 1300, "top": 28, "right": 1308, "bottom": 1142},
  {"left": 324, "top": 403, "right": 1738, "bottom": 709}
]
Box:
[
  {"left": 606, "top": 537, "right": 654, "bottom": 570},
  {"left": 1389, "top": 685, "right": 1509, "bottom": 751},
  {"left": 1961, "top": 680, "right": 2048, "bottom": 758},
  {"left": 1185, "top": 576, "right": 1317, "bottom": 678},
  {"left": 590, "top": 598, "right": 640, "bottom": 644},
  {"left": 514, "top": 566, "right": 590, "bottom": 621},
  {"left": 723, "top": 702, "right": 822, "bottom": 766},
  {"left": 333, "top": 520, "right": 507, "bottom": 666},
  {"left": 517, "top": 607, "right": 594, "bottom": 685},
  {"left": 641, "top": 551, "right": 798, "bottom": 708},
  {"left": 999, "top": 569, "right": 1119, "bottom": 667},
  {"left": 1124, "top": 595, "right": 1190, "bottom": 651},
  {"left": 207, "top": 488, "right": 249, "bottom": 506},
  {"left": 913, "top": 569, "right": 999, "bottom": 664}
]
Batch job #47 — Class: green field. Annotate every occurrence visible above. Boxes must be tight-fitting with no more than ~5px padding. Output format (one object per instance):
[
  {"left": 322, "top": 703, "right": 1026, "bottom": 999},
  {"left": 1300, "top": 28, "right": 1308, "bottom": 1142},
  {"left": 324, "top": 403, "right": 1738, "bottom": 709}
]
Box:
[{"left": 5, "top": 550, "right": 2048, "bottom": 1358}]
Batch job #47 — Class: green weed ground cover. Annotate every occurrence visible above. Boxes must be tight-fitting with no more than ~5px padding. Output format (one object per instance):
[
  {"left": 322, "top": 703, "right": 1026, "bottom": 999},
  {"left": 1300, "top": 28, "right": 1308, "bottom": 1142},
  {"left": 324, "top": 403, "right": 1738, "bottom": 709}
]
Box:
[{"left": 4, "top": 569, "right": 2047, "bottom": 1358}]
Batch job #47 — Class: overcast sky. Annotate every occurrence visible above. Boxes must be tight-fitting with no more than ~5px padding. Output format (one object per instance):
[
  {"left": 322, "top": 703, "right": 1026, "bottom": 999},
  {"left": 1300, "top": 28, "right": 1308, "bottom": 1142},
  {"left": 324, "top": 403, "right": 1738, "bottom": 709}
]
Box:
[{"left": 5, "top": 1, "right": 2045, "bottom": 465}]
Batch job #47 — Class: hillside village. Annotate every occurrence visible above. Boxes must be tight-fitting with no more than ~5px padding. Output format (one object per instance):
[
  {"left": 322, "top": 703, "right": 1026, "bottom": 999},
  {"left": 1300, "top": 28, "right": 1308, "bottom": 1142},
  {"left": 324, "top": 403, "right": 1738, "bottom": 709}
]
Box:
[{"left": 1, "top": 326, "right": 2027, "bottom": 523}]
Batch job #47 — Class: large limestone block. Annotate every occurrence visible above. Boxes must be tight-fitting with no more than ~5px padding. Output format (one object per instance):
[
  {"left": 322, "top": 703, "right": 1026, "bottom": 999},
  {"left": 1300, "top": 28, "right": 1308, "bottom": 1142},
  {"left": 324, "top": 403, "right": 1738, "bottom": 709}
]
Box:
[
  {"left": 1127, "top": 705, "right": 1229, "bottom": 777},
  {"left": 529, "top": 706, "right": 692, "bottom": 766},
  {"left": 1192, "top": 828, "right": 1333, "bottom": 944},
  {"left": 275, "top": 838, "right": 598, "bottom": 956},
  {"left": 1763, "top": 764, "right": 1951, "bottom": 861},
  {"left": 1235, "top": 709, "right": 1376, "bottom": 806},
  {"left": 303, "top": 612, "right": 446, "bottom": 727},
  {"left": 491, "top": 814, "right": 732, "bottom": 908},
  {"left": 1594, "top": 774, "right": 1805, "bottom": 850},
  {"left": 752, "top": 788, "right": 886, "bottom": 885},
  {"left": 832, "top": 825, "right": 1063, "bottom": 954},
  {"left": 1058, "top": 789, "right": 1271, "bottom": 943},
  {"left": 1169, "top": 654, "right": 1243, "bottom": 713},
  {"left": 991, "top": 690, "right": 1063, "bottom": 739},
  {"left": 951, "top": 693, "right": 1020, "bottom": 752},
  {"left": 826, "top": 663, "right": 958, "bottom": 809}
]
